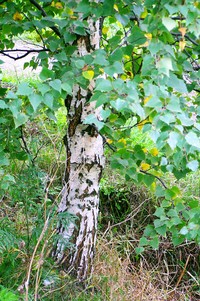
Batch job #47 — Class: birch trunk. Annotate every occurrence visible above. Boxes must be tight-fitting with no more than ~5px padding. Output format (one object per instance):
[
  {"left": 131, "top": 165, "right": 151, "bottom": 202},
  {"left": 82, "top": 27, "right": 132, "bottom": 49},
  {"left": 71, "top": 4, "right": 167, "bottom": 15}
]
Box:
[{"left": 54, "top": 18, "right": 104, "bottom": 281}]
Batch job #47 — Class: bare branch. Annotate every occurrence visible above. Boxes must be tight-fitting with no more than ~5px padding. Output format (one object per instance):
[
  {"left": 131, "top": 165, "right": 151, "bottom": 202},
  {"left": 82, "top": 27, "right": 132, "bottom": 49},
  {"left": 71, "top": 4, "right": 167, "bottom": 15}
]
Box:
[
  {"left": 29, "top": 0, "right": 62, "bottom": 38},
  {"left": 140, "top": 169, "right": 168, "bottom": 189},
  {"left": 172, "top": 32, "right": 198, "bottom": 46},
  {"left": 0, "top": 48, "right": 50, "bottom": 60}
]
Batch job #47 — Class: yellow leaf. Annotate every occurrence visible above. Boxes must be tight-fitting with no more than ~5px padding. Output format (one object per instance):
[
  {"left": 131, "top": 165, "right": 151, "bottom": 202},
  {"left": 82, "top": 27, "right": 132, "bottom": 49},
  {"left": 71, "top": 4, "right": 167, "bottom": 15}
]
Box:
[
  {"left": 142, "top": 148, "right": 148, "bottom": 154},
  {"left": 102, "top": 27, "right": 109, "bottom": 35},
  {"left": 145, "top": 33, "right": 152, "bottom": 40},
  {"left": 140, "top": 8, "right": 148, "bottom": 18},
  {"left": 113, "top": 4, "right": 119, "bottom": 12},
  {"left": 179, "top": 40, "right": 186, "bottom": 51},
  {"left": 107, "top": 139, "right": 113, "bottom": 144},
  {"left": 150, "top": 182, "right": 156, "bottom": 192},
  {"left": 82, "top": 70, "right": 94, "bottom": 80},
  {"left": 179, "top": 27, "right": 186, "bottom": 37},
  {"left": 141, "top": 41, "right": 149, "bottom": 47},
  {"left": 149, "top": 115, "right": 153, "bottom": 123},
  {"left": 140, "top": 162, "right": 151, "bottom": 171},
  {"left": 144, "top": 95, "right": 152, "bottom": 104},
  {"left": 124, "top": 55, "right": 130, "bottom": 60},
  {"left": 120, "top": 74, "right": 127, "bottom": 81},
  {"left": 55, "top": 2, "right": 63, "bottom": 9},
  {"left": 118, "top": 138, "right": 126, "bottom": 145},
  {"left": 13, "top": 12, "right": 23, "bottom": 21},
  {"left": 137, "top": 120, "right": 147, "bottom": 130},
  {"left": 150, "top": 148, "right": 159, "bottom": 156},
  {"left": 66, "top": 8, "right": 74, "bottom": 15},
  {"left": 70, "top": 15, "right": 77, "bottom": 19}
]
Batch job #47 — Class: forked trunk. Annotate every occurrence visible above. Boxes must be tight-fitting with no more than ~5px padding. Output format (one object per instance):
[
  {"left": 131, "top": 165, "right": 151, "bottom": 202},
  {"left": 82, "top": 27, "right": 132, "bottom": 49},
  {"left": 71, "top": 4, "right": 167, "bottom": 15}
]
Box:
[{"left": 54, "top": 18, "right": 104, "bottom": 281}]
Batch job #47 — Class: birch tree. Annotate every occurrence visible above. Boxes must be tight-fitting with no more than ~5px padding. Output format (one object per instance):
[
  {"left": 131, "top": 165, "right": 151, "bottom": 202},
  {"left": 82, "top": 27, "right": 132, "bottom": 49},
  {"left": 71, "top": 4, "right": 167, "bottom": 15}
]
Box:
[{"left": 0, "top": 0, "right": 199, "bottom": 281}]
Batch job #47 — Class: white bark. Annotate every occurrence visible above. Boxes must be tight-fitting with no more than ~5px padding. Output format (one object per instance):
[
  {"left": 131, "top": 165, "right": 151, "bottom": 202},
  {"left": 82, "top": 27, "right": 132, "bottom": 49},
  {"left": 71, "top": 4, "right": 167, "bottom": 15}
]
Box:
[{"left": 54, "top": 14, "right": 104, "bottom": 281}]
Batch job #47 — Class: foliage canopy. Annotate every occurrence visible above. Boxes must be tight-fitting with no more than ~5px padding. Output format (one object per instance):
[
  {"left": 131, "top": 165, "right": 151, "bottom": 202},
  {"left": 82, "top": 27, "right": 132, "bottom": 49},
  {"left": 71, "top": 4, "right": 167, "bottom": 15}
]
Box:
[{"left": 0, "top": 0, "right": 200, "bottom": 250}]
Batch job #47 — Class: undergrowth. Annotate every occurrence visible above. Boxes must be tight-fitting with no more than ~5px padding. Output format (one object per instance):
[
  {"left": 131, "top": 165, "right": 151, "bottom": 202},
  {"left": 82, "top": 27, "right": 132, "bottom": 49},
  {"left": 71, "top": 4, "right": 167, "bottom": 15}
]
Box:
[{"left": 0, "top": 72, "right": 199, "bottom": 300}]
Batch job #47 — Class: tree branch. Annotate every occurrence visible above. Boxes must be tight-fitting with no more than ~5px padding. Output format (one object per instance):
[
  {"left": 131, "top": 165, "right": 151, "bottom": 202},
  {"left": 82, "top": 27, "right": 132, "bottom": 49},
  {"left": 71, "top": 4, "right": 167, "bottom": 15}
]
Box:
[
  {"left": 140, "top": 169, "right": 168, "bottom": 189},
  {"left": 0, "top": 48, "right": 50, "bottom": 60},
  {"left": 171, "top": 32, "right": 198, "bottom": 46},
  {"left": 29, "top": 0, "right": 62, "bottom": 38}
]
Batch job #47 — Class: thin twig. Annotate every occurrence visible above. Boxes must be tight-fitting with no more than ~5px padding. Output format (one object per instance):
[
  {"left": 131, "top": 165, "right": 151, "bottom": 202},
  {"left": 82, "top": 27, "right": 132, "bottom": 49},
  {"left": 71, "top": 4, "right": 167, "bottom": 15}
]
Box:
[
  {"left": 29, "top": 0, "right": 62, "bottom": 38},
  {"left": 175, "top": 255, "right": 190, "bottom": 288},
  {"left": 140, "top": 169, "right": 168, "bottom": 189},
  {"left": 25, "top": 216, "right": 50, "bottom": 301},
  {"left": 171, "top": 32, "right": 198, "bottom": 46},
  {"left": 102, "top": 198, "right": 148, "bottom": 238},
  {"left": 20, "top": 126, "right": 31, "bottom": 155}
]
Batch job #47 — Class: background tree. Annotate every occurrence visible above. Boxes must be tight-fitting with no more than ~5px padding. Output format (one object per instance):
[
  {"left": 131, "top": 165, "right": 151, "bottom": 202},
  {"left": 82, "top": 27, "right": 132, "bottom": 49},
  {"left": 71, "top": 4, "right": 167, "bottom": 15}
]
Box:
[{"left": 0, "top": 0, "right": 199, "bottom": 282}]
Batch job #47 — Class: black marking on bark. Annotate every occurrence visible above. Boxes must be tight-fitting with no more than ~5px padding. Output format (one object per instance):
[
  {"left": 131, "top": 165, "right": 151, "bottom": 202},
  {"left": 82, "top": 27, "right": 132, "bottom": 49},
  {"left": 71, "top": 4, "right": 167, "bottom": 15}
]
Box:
[
  {"left": 85, "top": 91, "right": 92, "bottom": 103},
  {"left": 85, "top": 35, "right": 92, "bottom": 52},
  {"left": 81, "top": 147, "right": 85, "bottom": 154},
  {"left": 86, "top": 179, "right": 93, "bottom": 186},
  {"left": 68, "top": 102, "right": 82, "bottom": 137},
  {"left": 65, "top": 94, "right": 73, "bottom": 111},
  {"left": 84, "top": 125, "right": 97, "bottom": 137}
]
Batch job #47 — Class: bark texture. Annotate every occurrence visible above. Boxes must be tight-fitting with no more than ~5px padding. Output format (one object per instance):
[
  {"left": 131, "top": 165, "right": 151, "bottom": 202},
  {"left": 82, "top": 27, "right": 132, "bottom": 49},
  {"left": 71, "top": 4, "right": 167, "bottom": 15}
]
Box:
[{"left": 54, "top": 18, "right": 104, "bottom": 281}]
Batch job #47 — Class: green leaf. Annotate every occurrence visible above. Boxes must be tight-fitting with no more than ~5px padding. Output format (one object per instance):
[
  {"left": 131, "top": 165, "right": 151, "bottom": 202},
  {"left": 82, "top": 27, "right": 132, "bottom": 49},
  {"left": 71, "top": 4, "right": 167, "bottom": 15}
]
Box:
[
  {"left": 154, "top": 207, "right": 165, "bottom": 218},
  {"left": 38, "top": 83, "right": 51, "bottom": 95},
  {"left": 0, "top": 153, "right": 9, "bottom": 166},
  {"left": 185, "top": 132, "right": 200, "bottom": 149},
  {"left": 155, "top": 185, "right": 165, "bottom": 197},
  {"left": 187, "top": 160, "right": 199, "bottom": 171},
  {"left": 95, "top": 79, "right": 112, "bottom": 92},
  {"left": 14, "top": 113, "right": 28, "bottom": 128},
  {"left": 100, "top": 109, "right": 111, "bottom": 120},
  {"left": 166, "top": 97, "right": 181, "bottom": 112},
  {"left": 157, "top": 57, "right": 174, "bottom": 76},
  {"left": 144, "top": 96, "right": 162, "bottom": 109},
  {"left": 104, "top": 61, "right": 123, "bottom": 76},
  {"left": 156, "top": 225, "right": 167, "bottom": 236},
  {"left": 17, "top": 82, "right": 33, "bottom": 96},
  {"left": 135, "top": 247, "right": 144, "bottom": 254},
  {"left": 168, "top": 132, "right": 180, "bottom": 150},
  {"left": 149, "top": 236, "right": 159, "bottom": 249},
  {"left": 49, "top": 79, "right": 62, "bottom": 93},
  {"left": 180, "top": 226, "right": 188, "bottom": 235},
  {"left": 144, "top": 225, "right": 156, "bottom": 237},
  {"left": 110, "top": 98, "right": 126, "bottom": 111},
  {"left": 0, "top": 100, "right": 8, "bottom": 109},
  {"left": 128, "top": 26, "right": 146, "bottom": 45},
  {"left": 61, "top": 82, "right": 72, "bottom": 94},
  {"left": 29, "top": 94, "right": 43, "bottom": 111},
  {"left": 172, "top": 235, "right": 185, "bottom": 246},
  {"left": 139, "top": 237, "right": 149, "bottom": 246},
  {"left": 83, "top": 114, "right": 104, "bottom": 131},
  {"left": 6, "top": 91, "right": 18, "bottom": 99},
  {"left": 40, "top": 68, "right": 54, "bottom": 80},
  {"left": 167, "top": 74, "right": 188, "bottom": 93},
  {"left": 93, "top": 49, "right": 109, "bottom": 66},
  {"left": 43, "top": 93, "right": 54, "bottom": 109},
  {"left": 162, "top": 17, "right": 177, "bottom": 31}
]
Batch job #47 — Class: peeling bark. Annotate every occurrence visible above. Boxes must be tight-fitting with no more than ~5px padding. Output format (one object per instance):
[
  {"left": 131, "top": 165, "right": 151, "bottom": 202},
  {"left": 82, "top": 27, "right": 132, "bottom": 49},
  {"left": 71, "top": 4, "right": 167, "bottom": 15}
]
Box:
[{"left": 54, "top": 14, "right": 104, "bottom": 281}]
